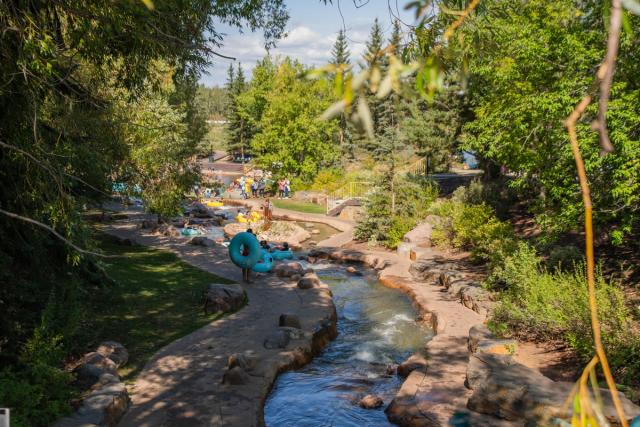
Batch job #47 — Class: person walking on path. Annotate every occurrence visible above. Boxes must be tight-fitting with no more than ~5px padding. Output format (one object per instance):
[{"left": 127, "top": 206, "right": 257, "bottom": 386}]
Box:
[
  {"left": 284, "top": 178, "right": 291, "bottom": 199},
  {"left": 262, "top": 198, "right": 273, "bottom": 221},
  {"left": 239, "top": 176, "right": 247, "bottom": 199},
  {"left": 242, "top": 228, "right": 256, "bottom": 283},
  {"left": 277, "top": 179, "right": 285, "bottom": 198}
]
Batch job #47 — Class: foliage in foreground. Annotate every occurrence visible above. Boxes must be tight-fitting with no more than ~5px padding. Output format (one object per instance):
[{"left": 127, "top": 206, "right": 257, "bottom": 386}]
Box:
[
  {"left": 0, "top": 234, "right": 235, "bottom": 426},
  {"left": 429, "top": 184, "right": 640, "bottom": 385},
  {"left": 355, "top": 175, "right": 438, "bottom": 248},
  {"left": 488, "top": 243, "right": 640, "bottom": 384}
]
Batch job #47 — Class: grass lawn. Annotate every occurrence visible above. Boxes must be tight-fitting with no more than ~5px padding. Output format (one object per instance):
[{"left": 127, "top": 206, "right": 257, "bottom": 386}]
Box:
[
  {"left": 272, "top": 198, "right": 326, "bottom": 214},
  {"left": 83, "top": 234, "right": 235, "bottom": 380}
]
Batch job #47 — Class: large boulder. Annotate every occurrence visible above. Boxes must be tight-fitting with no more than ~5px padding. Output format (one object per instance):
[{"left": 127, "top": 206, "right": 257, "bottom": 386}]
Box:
[
  {"left": 224, "top": 221, "right": 311, "bottom": 246},
  {"left": 222, "top": 366, "right": 251, "bottom": 385},
  {"left": 203, "top": 284, "right": 246, "bottom": 315},
  {"left": 188, "top": 236, "right": 216, "bottom": 247},
  {"left": 263, "top": 330, "right": 291, "bottom": 349},
  {"left": 274, "top": 262, "right": 304, "bottom": 278},
  {"left": 297, "top": 272, "right": 321, "bottom": 289},
  {"left": 403, "top": 222, "right": 433, "bottom": 247},
  {"left": 96, "top": 341, "right": 129, "bottom": 367},
  {"left": 190, "top": 203, "right": 212, "bottom": 218},
  {"left": 74, "top": 352, "right": 118, "bottom": 388},
  {"left": 466, "top": 353, "right": 640, "bottom": 424}
]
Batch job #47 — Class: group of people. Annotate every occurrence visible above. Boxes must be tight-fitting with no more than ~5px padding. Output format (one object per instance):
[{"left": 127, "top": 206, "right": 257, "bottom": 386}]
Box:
[
  {"left": 277, "top": 178, "right": 291, "bottom": 199},
  {"left": 231, "top": 175, "right": 292, "bottom": 200},
  {"left": 240, "top": 227, "right": 290, "bottom": 284}
]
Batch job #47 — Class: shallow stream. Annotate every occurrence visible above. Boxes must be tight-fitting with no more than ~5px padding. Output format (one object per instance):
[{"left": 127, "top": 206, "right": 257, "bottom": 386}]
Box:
[{"left": 264, "top": 263, "right": 432, "bottom": 427}]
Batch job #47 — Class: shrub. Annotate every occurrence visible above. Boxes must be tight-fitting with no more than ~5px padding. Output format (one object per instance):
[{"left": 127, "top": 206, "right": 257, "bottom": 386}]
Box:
[
  {"left": 545, "top": 244, "right": 583, "bottom": 271},
  {"left": 429, "top": 199, "right": 517, "bottom": 265},
  {"left": 490, "top": 243, "right": 637, "bottom": 380},
  {"left": 355, "top": 176, "right": 438, "bottom": 248}
]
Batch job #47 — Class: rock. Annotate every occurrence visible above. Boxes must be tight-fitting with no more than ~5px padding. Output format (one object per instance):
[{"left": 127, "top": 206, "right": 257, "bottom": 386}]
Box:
[
  {"left": 338, "top": 205, "right": 363, "bottom": 222},
  {"left": 345, "top": 266, "right": 362, "bottom": 276},
  {"left": 466, "top": 353, "right": 640, "bottom": 424},
  {"left": 304, "top": 268, "right": 314, "bottom": 274},
  {"left": 409, "top": 247, "right": 433, "bottom": 261},
  {"left": 396, "top": 242, "right": 415, "bottom": 259},
  {"left": 386, "top": 364, "right": 398, "bottom": 375},
  {"left": 476, "top": 339, "right": 516, "bottom": 356},
  {"left": 227, "top": 352, "right": 258, "bottom": 372},
  {"left": 279, "top": 314, "right": 301, "bottom": 329},
  {"left": 290, "top": 274, "right": 301, "bottom": 281},
  {"left": 74, "top": 352, "right": 118, "bottom": 388},
  {"left": 188, "top": 236, "right": 216, "bottom": 247},
  {"left": 304, "top": 222, "right": 315, "bottom": 228},
  {"left": 191, "top": 203, "right": 212, "bottom": 218},
  {"left": 222, "top": 366, "right": 251, "bottom": 385},
  {"left": 203, "top": 284, "right": 246, "bottom": 315},
  {"left": 468, "top": 324, "right": 494, "bottom": 353},
  {"left": 96, "top": 341, "right": 128, "bottom": 367},
  {"left": 360, "top": 394, "right": 384, "bottom": 409},
  {"left": 386, "top": 371, "right": 441, "bottom": 427},
  {"left": 274, "top": 262, "right": 304, "bottom": 278},
  {"left": 279, "top": 326, "right": 306, "bottom": 340},
  {"left": 311, "top": 229, "right": 321, "bottom": 235},
  {"left": 298, "top": 273, "right": 321, "bottom": 289},
  {"left": 307, "top": 256, "right": 317, "bottom": 264},
  {"left": 155, "top": 224, "right": 180, "bottom": 238},
  {"left": 403, "top": 222, "right": 433, "bottom": 247},
  {"left": 397, "top": 352, "right": 428, "bottom": 377},
  {"left": 263, "top": 330, "right": 291, "bottom": 349},
  {"left": 140, "top": 220, "right": 156, "bottom": 229}
]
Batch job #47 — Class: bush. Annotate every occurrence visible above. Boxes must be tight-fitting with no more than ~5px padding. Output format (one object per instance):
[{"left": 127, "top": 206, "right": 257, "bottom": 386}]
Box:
[
  {"left": 489, "top": 243, "right": 638, "bottom": 381},
  {"left": 355, "top": 176, "right": 438, "bottom": 248},
  {"left": 429, "top": 199, "right": 517, "bottom": 265}
]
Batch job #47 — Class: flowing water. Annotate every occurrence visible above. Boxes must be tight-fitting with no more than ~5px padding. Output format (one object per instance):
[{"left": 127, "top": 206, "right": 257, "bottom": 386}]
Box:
[{"left": 264, "top": 263, "right": 433, "bottom": 427}]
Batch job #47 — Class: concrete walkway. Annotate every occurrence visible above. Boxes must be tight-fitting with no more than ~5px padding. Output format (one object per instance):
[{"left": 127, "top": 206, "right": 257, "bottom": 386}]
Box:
[{"left": 103, "top": 216, "right": 336, "bottom": 427}]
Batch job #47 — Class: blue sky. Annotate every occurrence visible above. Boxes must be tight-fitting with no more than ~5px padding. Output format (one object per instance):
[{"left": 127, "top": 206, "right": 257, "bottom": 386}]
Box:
[{"left": 199, "top": 0, "right": 415, "bottom": 87}]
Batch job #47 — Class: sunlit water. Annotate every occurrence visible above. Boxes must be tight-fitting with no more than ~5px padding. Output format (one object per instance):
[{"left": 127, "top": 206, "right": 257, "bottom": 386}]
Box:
[{"left": 264, "top": 264, "right": 433, "bottom": 427}]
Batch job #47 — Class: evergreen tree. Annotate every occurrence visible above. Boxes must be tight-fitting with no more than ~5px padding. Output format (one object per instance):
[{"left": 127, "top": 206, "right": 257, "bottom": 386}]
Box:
[
  {"left": 363, "top": 18, "right": 384, "bottom": 68},
  {"left": 226, "top": 63, "right": 251, "bottom": 157},
  {"left": 331, "top": 29, "right": 351, "bottom": 65},
  {"left": 331, "top": 30, "right": 354, "bottom": 158}
]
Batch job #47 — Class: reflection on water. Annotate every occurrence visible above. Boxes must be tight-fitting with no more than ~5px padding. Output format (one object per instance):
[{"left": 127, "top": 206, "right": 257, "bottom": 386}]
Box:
[{"left": 264, "top": 265, "right": 432, "bottom": 427}]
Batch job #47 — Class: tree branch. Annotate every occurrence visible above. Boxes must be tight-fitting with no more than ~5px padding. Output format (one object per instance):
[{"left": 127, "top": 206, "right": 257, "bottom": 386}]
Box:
[{"left": 0, "top": 208, "right": 118, "bottom": 258}]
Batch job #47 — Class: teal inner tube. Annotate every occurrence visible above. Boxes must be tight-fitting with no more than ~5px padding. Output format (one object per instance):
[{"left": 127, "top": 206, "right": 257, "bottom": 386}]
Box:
[
  {"left": 228, "top": 232, "right": 261, "bottom": 269},
  {"left": 271, "top": 249, "right": 293, "bottom": 260},
  {"left": 252, "top": 249, "right": 273, "bottom": 273},
  {"left": 181, "top": 228, "right": 200, "bottom": 236}
]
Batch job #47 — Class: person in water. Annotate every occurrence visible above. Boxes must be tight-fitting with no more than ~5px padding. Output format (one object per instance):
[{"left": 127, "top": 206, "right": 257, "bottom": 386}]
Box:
[
  {"left": 260, "top": 240, "right": 271, "bottom": 251},
  {"left": 242, "top": 228, "right": 255, "bottom": 283}
]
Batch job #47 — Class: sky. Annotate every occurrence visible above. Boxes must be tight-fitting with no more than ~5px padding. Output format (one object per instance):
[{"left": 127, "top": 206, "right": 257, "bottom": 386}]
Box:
[{"left": 199, "top": 0, "right": 415, "bottom": 87}]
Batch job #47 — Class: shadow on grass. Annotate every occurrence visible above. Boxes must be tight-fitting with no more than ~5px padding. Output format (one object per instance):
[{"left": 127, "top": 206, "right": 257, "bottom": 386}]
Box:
[{"left": 82, "top": 234, "right": 236, "bottom": 381}]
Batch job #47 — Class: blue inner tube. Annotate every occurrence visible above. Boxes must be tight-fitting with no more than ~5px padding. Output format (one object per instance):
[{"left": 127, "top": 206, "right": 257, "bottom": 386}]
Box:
[
  {"left": 181, "top": 228, "right": 200, "bottom": 236},
  {"left": 271, "top": 249, "right": 293, "bottom": 260},
  {"left": 253, "top": 249, "right": 273, "bottom": 273},
  {"left": 228, "top": 232, "right": 261, "bottom": 269}
]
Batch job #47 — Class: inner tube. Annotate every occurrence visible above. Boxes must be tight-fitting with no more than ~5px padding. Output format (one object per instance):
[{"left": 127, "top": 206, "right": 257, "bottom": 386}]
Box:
[
  {"left": 206, "top": 201, "right": 224, "bottom": 207},
  {"left": 236, "top": 213, "right": 248, "bottom": 223},
  {"left": 181, "top": 228, "right": 200, "bottom": 236},
  {"left": 228, "top": 232, "right": 261, "bottom": 269},
  {"left": 271, "top": 249, "right": 293, "bottom": 260},
  {"left": 252, "top": 249, "right": 273, "bottom": 273}
]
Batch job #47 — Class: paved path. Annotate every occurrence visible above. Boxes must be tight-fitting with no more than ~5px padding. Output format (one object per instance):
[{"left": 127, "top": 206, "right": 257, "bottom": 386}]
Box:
[{"left": 103, "top": 215, "right": 335, "bottom": 427}]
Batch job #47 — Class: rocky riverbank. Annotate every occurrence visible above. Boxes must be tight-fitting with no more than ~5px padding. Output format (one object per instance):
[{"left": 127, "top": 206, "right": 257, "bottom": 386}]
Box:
[{"left": 99, "top": 211, "right": 338, "bottom": 427}]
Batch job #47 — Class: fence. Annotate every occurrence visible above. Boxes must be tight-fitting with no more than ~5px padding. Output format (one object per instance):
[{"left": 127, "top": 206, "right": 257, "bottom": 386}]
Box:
[{"left": 326, "top": 181, "right": 374, "bottom": 214}]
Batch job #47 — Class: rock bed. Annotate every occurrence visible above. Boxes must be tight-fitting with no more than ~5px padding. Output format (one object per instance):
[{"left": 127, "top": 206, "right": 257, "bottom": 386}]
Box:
[{"left": 54, "top": 342, "right": 130, "bottom": 427}]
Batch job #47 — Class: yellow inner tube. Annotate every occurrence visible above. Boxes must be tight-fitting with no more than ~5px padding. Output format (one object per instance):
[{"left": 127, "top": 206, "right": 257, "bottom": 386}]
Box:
[{"left": 206, "top": 201, "right": 224, "bottom": 207}]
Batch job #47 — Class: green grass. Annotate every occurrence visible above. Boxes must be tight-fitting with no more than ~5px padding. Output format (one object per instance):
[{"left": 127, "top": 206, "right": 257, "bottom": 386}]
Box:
[
  {"left": 83, "top": 234, "right": 236, "bottom": 380},
  {"left": 273, "top": 199, "right": 326, "bottom": 214}
]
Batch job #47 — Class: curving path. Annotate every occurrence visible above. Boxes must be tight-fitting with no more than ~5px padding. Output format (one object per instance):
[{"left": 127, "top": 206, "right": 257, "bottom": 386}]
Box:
[{"left": 102, "top": 214, "right": 336, "bottom": 427}]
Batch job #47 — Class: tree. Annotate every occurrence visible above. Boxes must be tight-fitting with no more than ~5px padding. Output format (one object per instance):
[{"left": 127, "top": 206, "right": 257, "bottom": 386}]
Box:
[
  {"left": 330, "top": 30, "right": 355, "bottom": 158},
  {"left": 0, "top": 1, "right": 289, "bottom": 424},
  {"left": 331, "top": 29, "right": 351, "bottom": 65},
  {"left": 251, "top": 59, "right": 338, "bottom": 182},
  {"left": 227, "top": 63, "right": 252, "bottom": 157}
]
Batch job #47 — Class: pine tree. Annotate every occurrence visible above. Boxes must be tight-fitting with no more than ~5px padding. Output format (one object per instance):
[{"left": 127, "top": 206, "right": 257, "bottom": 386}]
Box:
[
  {"left": 226, "top": 63, "right": 250, "bottom": 158},
  {"left": 331, "top": 29, "right": 351, "bottom": 65},
  {"left": 331, "top": 29, "right": 354, "bottom": 158},
  {"left": 363, "top": 18, "right": 384, "bottom": 68}
]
